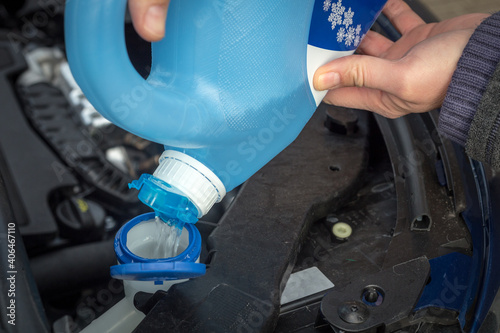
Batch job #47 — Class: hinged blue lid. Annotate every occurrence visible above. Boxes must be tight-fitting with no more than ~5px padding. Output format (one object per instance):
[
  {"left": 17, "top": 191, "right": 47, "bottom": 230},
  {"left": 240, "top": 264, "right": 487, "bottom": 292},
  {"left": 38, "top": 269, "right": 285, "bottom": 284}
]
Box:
[
  {"left": 112, "top": 212, "right": 205, "bottom": 281},
  {"left": 129, "top": 174, "right": 199, "bottom": 224},
  {"left": 110, "top": 261, "right": 206, "bottom": 281}
]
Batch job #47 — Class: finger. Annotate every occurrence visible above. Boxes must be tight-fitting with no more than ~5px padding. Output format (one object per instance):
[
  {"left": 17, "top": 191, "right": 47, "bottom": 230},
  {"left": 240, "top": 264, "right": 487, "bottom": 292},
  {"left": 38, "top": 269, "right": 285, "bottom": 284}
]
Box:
[
  {"left": 323, "top": 87, "right": 407, "bottom": 119},
  {"left": 383, "top": 0, "right": 425, "bottom": 35},
  {"left": 129, "top": 0, "right": 169, "bottom": 42},
  {"left": 428, "top": 13, "right": 490, "bottom": 37},
  {"left": 357, "top": 30, "right": 393, "bottom": 57},
  {"left": 314, "top": 54, "right": 404, "bottom": 97}
]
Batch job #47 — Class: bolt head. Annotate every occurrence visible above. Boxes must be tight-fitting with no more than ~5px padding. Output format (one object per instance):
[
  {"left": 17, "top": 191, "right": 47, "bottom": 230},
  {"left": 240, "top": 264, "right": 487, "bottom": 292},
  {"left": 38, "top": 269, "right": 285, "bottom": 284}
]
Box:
[{"left": 338, "top": 301, "right": 369, "bottom": 324}]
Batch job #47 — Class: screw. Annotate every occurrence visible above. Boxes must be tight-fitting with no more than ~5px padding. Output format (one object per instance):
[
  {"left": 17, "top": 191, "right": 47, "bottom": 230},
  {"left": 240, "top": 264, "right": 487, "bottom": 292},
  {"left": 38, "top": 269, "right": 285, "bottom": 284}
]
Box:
[
  {"left": 338, "top": 301, "right": 369, "bottom": 324},
  {"left": 362, "top": 286, "right": 384, "bottom": 306},
  {"left": 364, "top": 288, "right": 378, "bottom": 303}
]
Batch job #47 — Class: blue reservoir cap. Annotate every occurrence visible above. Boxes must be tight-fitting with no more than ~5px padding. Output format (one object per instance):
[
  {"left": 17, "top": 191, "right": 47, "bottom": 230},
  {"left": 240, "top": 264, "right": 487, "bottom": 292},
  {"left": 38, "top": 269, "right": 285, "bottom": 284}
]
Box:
[
  {"left": 129, "top": 174, "right": 198, "bottom": 224},
  {"left": 112, "top": 212, "right": 205, "bottom": 281},
  {"left": 110, "top": 261, "right": 206, "bottom": 281}
]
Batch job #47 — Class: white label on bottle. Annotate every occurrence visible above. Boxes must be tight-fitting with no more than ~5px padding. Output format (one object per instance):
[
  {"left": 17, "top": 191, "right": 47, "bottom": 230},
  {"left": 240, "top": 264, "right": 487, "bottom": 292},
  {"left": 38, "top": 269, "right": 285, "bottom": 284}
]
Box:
[{"left": 306, "top": 44, "right": 353, "bottom": 106}]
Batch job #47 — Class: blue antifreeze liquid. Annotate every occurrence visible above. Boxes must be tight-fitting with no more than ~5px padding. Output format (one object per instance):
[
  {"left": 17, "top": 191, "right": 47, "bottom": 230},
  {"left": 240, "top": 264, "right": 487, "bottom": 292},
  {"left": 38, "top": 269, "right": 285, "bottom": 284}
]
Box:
[{"left": 152, "top": 216, "right": 183, "bottom": 259}]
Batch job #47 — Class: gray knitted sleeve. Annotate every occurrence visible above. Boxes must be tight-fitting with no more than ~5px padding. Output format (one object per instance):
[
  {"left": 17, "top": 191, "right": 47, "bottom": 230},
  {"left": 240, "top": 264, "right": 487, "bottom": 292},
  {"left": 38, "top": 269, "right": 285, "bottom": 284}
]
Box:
[
  {"left": 465, "top": 63, "right": 500, "bottom": 169},
  {"left": 439, "top": 12, "right": 500, "bottom": 169}
]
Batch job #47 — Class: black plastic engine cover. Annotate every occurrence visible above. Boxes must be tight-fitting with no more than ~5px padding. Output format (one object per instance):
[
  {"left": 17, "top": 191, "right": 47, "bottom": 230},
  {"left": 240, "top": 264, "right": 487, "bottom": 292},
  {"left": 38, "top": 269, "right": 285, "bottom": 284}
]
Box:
[
  {"left": 132, "top": 104, "right": 371, "bottom": 332},
  {"left": 0, "top": 33, "right": 78, "bottom": 248}
]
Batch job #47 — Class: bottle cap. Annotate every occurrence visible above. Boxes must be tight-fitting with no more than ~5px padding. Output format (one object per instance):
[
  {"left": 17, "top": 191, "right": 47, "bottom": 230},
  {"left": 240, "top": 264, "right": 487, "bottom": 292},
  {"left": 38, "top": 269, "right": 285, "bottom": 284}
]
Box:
[
  {"left": 129, "top": 151, "right": 226, "bottom": 221},
  {"left": 129, "top": 174, "right": 199, "bottom": 223},
  {"left": 153, "top": 150, "right": 226, "bottom": 217}
]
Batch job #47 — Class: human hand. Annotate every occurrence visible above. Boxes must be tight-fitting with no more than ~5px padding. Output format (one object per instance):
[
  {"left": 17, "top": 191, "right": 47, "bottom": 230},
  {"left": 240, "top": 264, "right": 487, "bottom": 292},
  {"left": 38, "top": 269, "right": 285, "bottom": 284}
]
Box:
[
  {"left": 129, "top": 0, "right": 170, "bottom": 42},
  {"left": 313, "top": 0, "right": 490, "bottom": 118}
]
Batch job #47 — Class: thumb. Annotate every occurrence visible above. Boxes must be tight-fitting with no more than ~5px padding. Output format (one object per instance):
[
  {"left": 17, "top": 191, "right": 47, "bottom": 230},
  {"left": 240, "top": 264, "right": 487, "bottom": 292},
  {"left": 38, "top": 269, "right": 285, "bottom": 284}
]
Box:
[
  {"left": 313, "top": 54, "right": 402, "bottom": 95},
  {"left": 129, "top": 0, "right": 170, "bottom": 42}
]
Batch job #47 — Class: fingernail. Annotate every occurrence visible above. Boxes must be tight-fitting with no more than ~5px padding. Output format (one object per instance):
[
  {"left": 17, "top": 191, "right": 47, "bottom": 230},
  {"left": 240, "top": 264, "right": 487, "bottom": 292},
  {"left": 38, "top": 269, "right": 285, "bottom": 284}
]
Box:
[
  {"left": 318, "top": 72, "right": 340, "bottom": 90},
  {"left": 144, "top": 5, "right": 167, "bottom": 38}
]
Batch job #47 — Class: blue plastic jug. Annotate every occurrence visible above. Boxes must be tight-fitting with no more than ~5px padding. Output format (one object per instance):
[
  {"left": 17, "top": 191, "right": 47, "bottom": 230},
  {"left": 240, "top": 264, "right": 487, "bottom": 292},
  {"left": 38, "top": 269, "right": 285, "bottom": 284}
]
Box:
[{"left": 65, "top": 0, "right": 387, "bottom": 222}]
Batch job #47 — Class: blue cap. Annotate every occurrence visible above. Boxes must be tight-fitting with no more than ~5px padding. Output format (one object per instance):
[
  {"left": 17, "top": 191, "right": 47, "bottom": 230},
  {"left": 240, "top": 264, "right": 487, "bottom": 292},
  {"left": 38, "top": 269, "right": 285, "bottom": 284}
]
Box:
[
  {"left": 110, "top": 261, "right": 206, "bottom": 281},
  {"left": 111, "top": 212, "right": 205, "bottom": 281},
  {"left": 129, "top": 174, "right": 199, "bottom": 224}
]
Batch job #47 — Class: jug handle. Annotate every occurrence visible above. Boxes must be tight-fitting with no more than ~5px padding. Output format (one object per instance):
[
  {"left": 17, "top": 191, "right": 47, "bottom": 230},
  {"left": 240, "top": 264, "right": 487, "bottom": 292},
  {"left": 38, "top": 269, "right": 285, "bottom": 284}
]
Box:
[
  {"left": 65, "top": 0, "right": 142, "bottom": 119},
  {"left": 65, "top": 0, "right": 193, "bottom": 143}
]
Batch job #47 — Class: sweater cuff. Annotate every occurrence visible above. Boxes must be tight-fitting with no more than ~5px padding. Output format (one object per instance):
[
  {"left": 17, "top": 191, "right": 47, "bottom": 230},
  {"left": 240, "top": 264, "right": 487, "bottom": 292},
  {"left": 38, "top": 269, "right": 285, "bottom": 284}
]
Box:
[
  {"left": 439, "top": 12, "right": 500, "bottom": 146},
  {"left": 465, "top": 63, "right": 500, "bottom": 169}
]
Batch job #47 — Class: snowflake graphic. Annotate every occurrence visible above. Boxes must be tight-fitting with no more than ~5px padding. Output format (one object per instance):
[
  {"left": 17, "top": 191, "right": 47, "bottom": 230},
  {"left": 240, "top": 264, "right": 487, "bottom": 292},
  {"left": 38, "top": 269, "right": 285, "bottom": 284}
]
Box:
[
  {"left": 345, "top": 26, "right": 356, "bottom": 46},
  {"left": 332, "top": 0, "right": 345, "bottom": 15},
  {"left": 331, "top": 0, "right": 345, "bottom": 16},
  {"left": 354, "top": 35, "right": 361, "bottom": 47},
  {"left": 328, "top": 11, "right": 343, "bottom": 30},
  {"left": 323, "top": 0, "right": 332, "bottom": 12},
  {"left": 343, "top": 7, "right": 354, "bottom": 27},
  {"left": 323, "top": 0, "right": 363, "bottom": 48},
  {"left": 355, "top": 24, "right": 362, "bottom": 35},
  {"left": 337, "top": 27, "right": 346, "bottom": 43},
  {"left": 328, "top": 0, "right": 345, "bottom": 30}
]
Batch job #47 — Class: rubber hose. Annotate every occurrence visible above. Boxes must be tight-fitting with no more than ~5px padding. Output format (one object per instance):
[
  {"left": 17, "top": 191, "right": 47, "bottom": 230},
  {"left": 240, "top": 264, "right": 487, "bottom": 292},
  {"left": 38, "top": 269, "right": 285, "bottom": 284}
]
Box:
[{"left": 30, "top": 240, "right": 116, "bottom": 297}]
